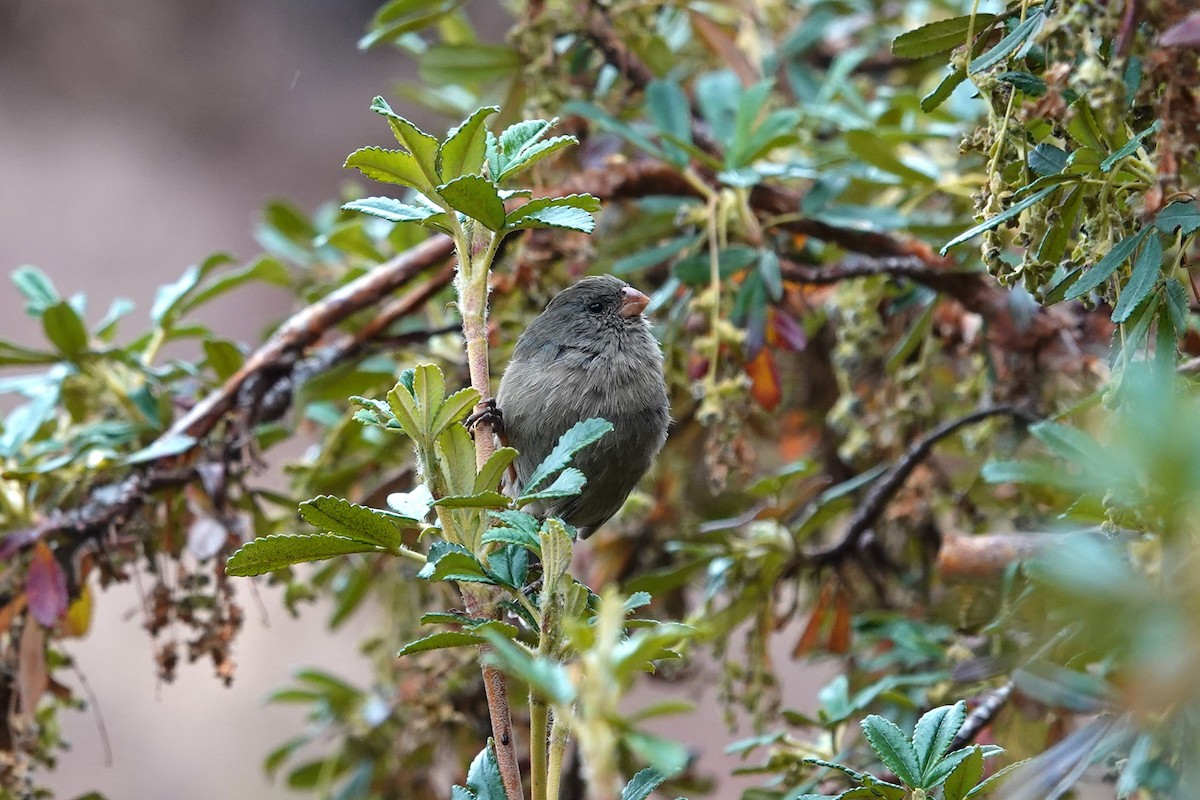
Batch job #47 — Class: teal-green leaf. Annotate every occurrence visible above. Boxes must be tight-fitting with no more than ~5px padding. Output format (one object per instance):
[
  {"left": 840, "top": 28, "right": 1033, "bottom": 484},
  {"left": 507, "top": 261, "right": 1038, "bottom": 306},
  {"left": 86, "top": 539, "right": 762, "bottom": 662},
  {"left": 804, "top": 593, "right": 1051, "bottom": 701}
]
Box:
[
  {"left": 503, "top": 204, "right": 595, "bottom": 234},
  {"left": 345, "top": 146, "right": 435, "bottom": 194},
  {"left": 523, "top": 417, "right": 613, "bottom": 493},
  {"left": 465, "top": 742, "right": 508, "bottom": 800},
  {"left": 1029, "top": 143, "right": 1068, "bottom": 176},
  {"left": 299, "top": 495, "right": 416, "bottom": 549},
  {"left": 397, "top": 630, "right": 486, "bottom": 657},
  {"left": 497, "top": 135, "right": 577, "bottom": 182},
  {"left": 124, "top": 433, "right": 197, "bottom": 464},
  {"left": 438, "top": 106, "right": 498, "bottom": 182},
  {"left": 912, "top": 702, "right": 967, "bottom": 777},
  {"left": 1028, "top": 420, "right": 1107, "bottom": 464},
  {"left": 42, "top": 301, "right": 89, "bottom": 359},
  {"left": 516, "top": 467, "right": 587, "bottom": 505},
  {"left": 968, "top": 10, "right": 1044, "bottom": 73},
  {"left": 892, "top": 14, "right": 996, "bottom": 58},
  {"left": 1037, "top": 185, "right": 1083, "bottom": 266},
  {"left": 438, "top": 174, "right": 506, "bottom": 231},
  {"left": 12, "top": 266, "right": 60, "bottom": 316},
  {"left": 433, "top": 491, "right": 512, "bottom": 509},
  {"left": 646, "top": 79, "right": 693, "bottom": 166},
  {"left": 997, "top": 70, "right": 1047, "bottom": 96},
  {"left": 1064, "top": 228, "right": 1151, "bottom": 299},
  {"left": 489, "top": 118, "right": 554, "bottom": 178},
  {"left": 226, "top": 533, "right": 384, "bottom": 576},
  {"left": 342, "top": 196, "right": 438, "bottom": 224},
  {"left": 940, "top": 186, "right": 1058, "bottom": 254},
  {"left": 486, "top": 544, "right": 528, "bottom": 589},
  {"left": 921, "top": 67, "right": 967, "bottom": 112},
  {"left": 1111, "top": 233, "right": 1163, "bottom": 323},
  {"left": 1155, "top": 199, "right": 1200, "bottom": 236},
  {"left": 505, "top": 194, "right": 599, "bottom": 232},
  {"left": 417, "top": 548, "right": 494, "bottom": 583},
  {"left": 621, "top": 768, "right": 667, "bottom": 800},
  {"left": 673, "top": 245, "right": 759, "bottom": 285},
  {"left": 860, "top": 715, "right": 921, "bottom": 786},
  {"left": 623, "top": 731, "right": 689, "bottom": 778},
  {"left": 419, "top": 43, "right": 521, "bottom": 87}
]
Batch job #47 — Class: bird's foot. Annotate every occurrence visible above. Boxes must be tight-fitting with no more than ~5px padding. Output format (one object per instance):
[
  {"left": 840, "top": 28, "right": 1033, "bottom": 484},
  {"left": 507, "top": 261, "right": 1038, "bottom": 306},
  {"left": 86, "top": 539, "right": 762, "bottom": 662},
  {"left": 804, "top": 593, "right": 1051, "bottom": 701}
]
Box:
[{"left": 465, "top": 398, "right": 504, "bottom": 438}]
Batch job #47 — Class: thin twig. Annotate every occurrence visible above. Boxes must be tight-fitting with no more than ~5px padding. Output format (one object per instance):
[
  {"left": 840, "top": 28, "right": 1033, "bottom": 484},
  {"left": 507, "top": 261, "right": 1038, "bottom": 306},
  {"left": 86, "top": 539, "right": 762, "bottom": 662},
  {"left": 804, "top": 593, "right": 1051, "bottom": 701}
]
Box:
[
  {"left": 950, "top": 682, "right": 1014, "bottom": 752},
  {"left": 806, "top": 406, "right": 1038, "bottom": 564}
]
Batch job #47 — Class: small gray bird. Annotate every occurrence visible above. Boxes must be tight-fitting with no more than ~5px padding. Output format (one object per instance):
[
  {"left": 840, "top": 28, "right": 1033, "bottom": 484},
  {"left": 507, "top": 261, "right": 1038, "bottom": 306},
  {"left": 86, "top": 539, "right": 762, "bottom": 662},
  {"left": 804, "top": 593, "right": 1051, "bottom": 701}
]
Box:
[{"left": 495, "top": 275, "right": 670, "bottom": 538}]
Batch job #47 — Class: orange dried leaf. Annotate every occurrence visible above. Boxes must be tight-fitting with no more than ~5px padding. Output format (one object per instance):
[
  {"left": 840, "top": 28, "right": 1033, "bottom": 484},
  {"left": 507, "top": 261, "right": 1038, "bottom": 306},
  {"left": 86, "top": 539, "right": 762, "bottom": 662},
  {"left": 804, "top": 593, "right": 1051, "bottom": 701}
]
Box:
[
  {"left": 828, "top": 587, "right": 853, "bottom": 654},
  {"left": 793, "top": 583, "right": 834, "bottom": 657},
  {"left": 746, "top": 348, "right": 782, "bottom": 411},
  {"left": 17, "top": 618, "right": 48, "bottom": 716}
]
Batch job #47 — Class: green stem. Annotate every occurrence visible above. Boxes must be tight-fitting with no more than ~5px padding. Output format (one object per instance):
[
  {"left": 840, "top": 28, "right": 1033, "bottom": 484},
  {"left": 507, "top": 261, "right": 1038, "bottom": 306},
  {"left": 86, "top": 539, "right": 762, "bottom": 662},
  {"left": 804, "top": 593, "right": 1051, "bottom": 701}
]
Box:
[
  {"left": 545, "top": 711, "right": 569, "bottom": 800},
  {"left": 530, "top": 697, "right": 549, "bottom": 800}
]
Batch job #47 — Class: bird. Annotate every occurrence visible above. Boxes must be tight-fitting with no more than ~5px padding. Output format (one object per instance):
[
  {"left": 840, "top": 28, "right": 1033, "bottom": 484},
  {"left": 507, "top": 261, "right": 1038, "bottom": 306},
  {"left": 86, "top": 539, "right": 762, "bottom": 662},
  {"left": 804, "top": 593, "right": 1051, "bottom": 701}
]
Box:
[{"left": 492, "top": 275, "right": 670, "bottom": 538}]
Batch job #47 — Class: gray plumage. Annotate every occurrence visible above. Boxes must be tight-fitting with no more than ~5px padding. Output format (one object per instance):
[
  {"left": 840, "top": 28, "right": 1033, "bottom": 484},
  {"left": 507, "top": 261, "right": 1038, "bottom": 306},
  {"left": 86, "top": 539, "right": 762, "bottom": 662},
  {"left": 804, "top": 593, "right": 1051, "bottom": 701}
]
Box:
[{"left": 496, "top": 275, "right": 670, "bottom": 538}]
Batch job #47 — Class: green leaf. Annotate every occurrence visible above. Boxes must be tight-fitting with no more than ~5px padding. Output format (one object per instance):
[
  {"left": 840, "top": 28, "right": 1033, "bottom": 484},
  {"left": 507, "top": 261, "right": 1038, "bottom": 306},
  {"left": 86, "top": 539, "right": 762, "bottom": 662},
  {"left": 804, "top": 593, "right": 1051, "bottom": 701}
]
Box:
[
  {"left": 397, "top": 630, "right": 487, "bottom": 656},
  {"left": 646, "top": 79, "right": 693, "bottom": 166},
  {"left": 438, "top": 174, "right": 506, "bottom": 231},
  {"left": 486, "top": 544, "right": 528, "bottom": 589},
  {"left": 912, "top": 702, "right": 967, "bottom": 777},
  {"left": 12, "top": 266, "right": 60, "bottom": 315},
  {"left": 623, "top": 731, "right": 689, "bottom": 778},
  {"left": 432, "top": 386, "right": 482, "bottom": 438},
  {"left": 342, "top": 196, "right": 439, "bottom": 224},
  {"left": 1067, "top": 96, "right": 1109, "bottom": 153},
  {"left": 563, "top": 101, "right": 666, "bottom": 161},
  {"left": 505, "top": 194, "right": 600, "bottom": 231},
  {"left": 1100, "top": 120, "right": 1159, "bottom": 172},
  {"left": 860, "top": 715, "right": 921, "bottom": 786},
  {"left": 417, "top": 547, "right": 494, "bottom": 583},
  {"left": 924, "top": 747, "right": 989, "bottom": 790},
  {"left": 1165, "top": 278, "right": 1190, "bottom": 335},
  {"left": 517, "top": 467, "right": 587, "bottom": 505},
  {"left": 42, "top": 301, "right": 89, "bottom": 359},
  {"left": 1111, "top": 232, "right": 1163, "bottom": 323},
  {"left": 621, "top": 768, "right": 667, "bottom": 800},
  {"left": 969, "top": 10, "right": 1045, "bottom": 73},
  {"left": 483, "top": 509, "right": 541, "bottom": 549},
  {"left": 464, "top": 742, "right": 508, "bottom": 800},
  {"left": 124, "top": 433, "right": 197, "bottom": 464},
  {"left": 226, "top": 534, "right": 383, "bottom": 576},
  {"left": 1028, "top": 420, "right": 1106, "bottom": 464},
  {"left": 1037, "top": 185, "right": 1084, "bottom": 266},
  {"left": 523, "top": 417, "right": 613, "bottom": 493},
  {"left": 203, "top": 339, "right": 244, "bottom": 381},
  {"left": 1155, "top": 199, "right": 1200, "bottom": 236},
  {"left": 997, "top": 70, "right": 1047, "bottom": 95},
  {"left": 921, "top": 67, "right": 967, "bottom": 112},
  {"left": 942, "top": 747, "right": 984, "bottom": 800},
  {"left": 845, "top": 130, "right": 933, "bottom": 184},
  {"left": 861, "top": 775, "right": 907, "bottom": 800},
  {"left": 892, "top": 14, "right": 996, "bottom": 58},
  {"left": 420, "top": 43, "right": 520, "bottom": 86},
  {"left": 503, "top": 203, "right": 596, "bottom": 234},
  {"left": 299, "top": 495, "right": 416, "bottom": 549},
  {"left": 489, "top": 119, "right": 554, "bottom": 178},
  {"left": 438, "top": 106, "right": 499, "bottom": 182},
  {"left": 433, "top": 491, "right": 512, "bottom": 509},
  {"left": 612, "top": 236, "right": 698, "bottom": 275},
  {"left": 940, "top": 185, "right": 1059, "bottom": 254},
  {"left": 345, "top": 146, "right": 434, "bottom": 195},
  {"left": 1064, "top": 228, "right": 1151, "bottom": 299},
  {"left": 497, "top": 135, "right": 577, "bottom": 182},
  {"left": 673, "top": 245, "right": 759, "bottom": 286},
  {"left": 479, "top": 629, "right": 576, "bottom": 704},
  {"left": 980, "top": 458, "right": 1068, "bottom": 485},
  {"left": 964, "top": 758, "right": 1032, "bottom": 798},
  {"left": 370, "top": 96, "right": 441, "bottom": 188},
  {"left": 1029, "top": 143, "right": 1068, "bottom": 176},
  {"left": 360, "top": 0, "right": 465, "bottom": 49},
  {"left": 476, "top": 446, "right": 518, "bottom": 493}
]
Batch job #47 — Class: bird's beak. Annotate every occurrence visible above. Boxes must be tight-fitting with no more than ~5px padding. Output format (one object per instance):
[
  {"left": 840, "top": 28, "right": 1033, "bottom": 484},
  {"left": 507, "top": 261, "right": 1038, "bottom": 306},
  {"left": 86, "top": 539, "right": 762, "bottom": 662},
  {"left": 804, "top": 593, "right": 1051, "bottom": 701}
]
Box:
[{"left": 619, "top": 286, "right": 650, "bottom": 317}]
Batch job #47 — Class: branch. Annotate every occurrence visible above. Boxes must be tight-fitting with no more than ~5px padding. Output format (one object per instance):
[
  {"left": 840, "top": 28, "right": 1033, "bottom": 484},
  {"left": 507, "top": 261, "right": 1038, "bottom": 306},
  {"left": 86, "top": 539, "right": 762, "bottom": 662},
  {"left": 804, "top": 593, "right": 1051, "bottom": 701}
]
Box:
[
  {"left": 806, "top": 406, "right": 1038, "bottom": 564},
  {"left": 937, "top": 532, "right": 1063, "bottom": 580}
]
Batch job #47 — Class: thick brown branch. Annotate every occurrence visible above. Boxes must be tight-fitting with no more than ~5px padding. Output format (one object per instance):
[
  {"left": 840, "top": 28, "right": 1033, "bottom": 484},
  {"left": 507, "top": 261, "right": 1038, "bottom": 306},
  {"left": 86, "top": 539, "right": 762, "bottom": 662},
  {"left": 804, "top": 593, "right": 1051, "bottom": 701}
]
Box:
[{"left": 937, "top": 532, "right": 1064, "bottom": 579}]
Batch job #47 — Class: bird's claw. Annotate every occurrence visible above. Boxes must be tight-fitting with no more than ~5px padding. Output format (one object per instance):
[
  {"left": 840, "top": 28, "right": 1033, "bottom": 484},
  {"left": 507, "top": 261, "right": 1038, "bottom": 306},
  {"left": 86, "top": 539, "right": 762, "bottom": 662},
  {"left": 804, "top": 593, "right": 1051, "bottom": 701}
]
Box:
[{"left": 465, "top": 398, "right": 504, "bottom": 438}]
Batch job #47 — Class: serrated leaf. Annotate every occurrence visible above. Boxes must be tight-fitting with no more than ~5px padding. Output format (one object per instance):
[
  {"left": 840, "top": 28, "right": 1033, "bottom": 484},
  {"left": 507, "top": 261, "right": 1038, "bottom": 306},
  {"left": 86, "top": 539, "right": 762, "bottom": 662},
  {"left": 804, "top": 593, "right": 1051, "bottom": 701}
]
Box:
[
  {"left": 621, "top": 768, "right": 667, "bottom": 800},
  {"left": 942, "top": 747, "right": 984, "bottom": 800},
  {"left": 417, "top": 549, "right": 494, "bottom": 583},
  {"left": 476, "top": 446, "right": 518, "bottom": 493},
  {"left": 860, "top": 715, "right": 921, "bottom": 786},
  {"left": 432, "top": 386, "right": 482, "bottom": 438},
  {"left": 465, "top": 742, "right": 508, "bottom": 800},
  {"left": 497, "top": 135, "right": 577, "bottom": 182},
  {"left": 523, "top": 418, "right": 614, "bottom": 493},
  {"left": 397, "top": 630, "right": 487, "bottom": 656},
  {"left": 1155, "top": 199, "right": 1200, "bottom": 236},
  {"left": 941, "top": 186, "right": 1059, "bottom": 254},
  {"left": 345, "top": 146, "right": 433, "bottom": 194},
  {"left": 386, "top": 382, "right": 422, "bottom": 440},
  {"left": 299, "top": 495, "right": 416, "bottom": 549},
  {"left": 624, "top": 731, "right": 689, "bottom": 778},
  {"left": 1064, "top": 228, "right": 1151, "bottom": 299},
  {"left": 226, "top": 534, "right": 384, "bottom": 576},
  {"left": 1029, "top": 143, "right": 1068, "bottom": 176},
  {"left": 486, "top": 544, "right": 528, "bottom": 589},
  {"left": 12, "top": 266, "right": 60, "bottom": 315},
  {"left": 892, "top": 14, "right": 997, "bottom": 59},
  {"left": 370, "top": 96, "right": 441, "bottom": 188},
  {"left": 506, "top": 193, "right": 600, "bottom": 225},
  {"left": 503, "top": 204, "right": 596, "bottom": 233},
  {"left": 438, "top": 106, "right": 498, "bottom": 182},
  {"left": 433, "top": 491, "right": 512, "bottom": 509},
  {"left": 490, "top": 118, "right": 555, "bottom": 177},
  {"left": 1100, "top": 120, "right": 1159, "bottom": 172},
  {"left": 624, "top": 591, "right": 652, "bottom": 613},
  {"left": 438, "top": 411, "right": 479, "bottom": 493},
  {"left": 1037, "top": 185, "right": 1083, "bottom": 266},
  {"left": 438, "top": 174, "right": 506, "bottom": 231},
  {"left": 969, "top": 11, "right": 1044, "bottom": 73},
  {"left": 964, "top": 758, "right": 1032, "bottom": 798},
  {"left": 1111, "top": 232, "right": 1163, "bottom": 323},
  {"left": 517, "top": 467, "right": 587, "bottom": 505},
  {"left": 861, "top": 775, "right": 907, "bottom": 800},
  {"left": 342, "top": 196, "right": 440, "bottom": 224},
  {"left": 42, "top": 301, "right": 89, "bottom": 359},
  {"left": 913, "top": 702, "right": 967, "bottom": 777}
]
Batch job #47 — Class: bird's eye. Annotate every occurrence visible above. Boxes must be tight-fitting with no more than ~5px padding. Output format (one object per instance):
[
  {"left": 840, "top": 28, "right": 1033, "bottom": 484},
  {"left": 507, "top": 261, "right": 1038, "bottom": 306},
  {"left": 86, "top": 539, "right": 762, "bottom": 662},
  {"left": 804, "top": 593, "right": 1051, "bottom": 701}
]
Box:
[{"left": 587, "top": 301, "right": 605, "bottom": 314}]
